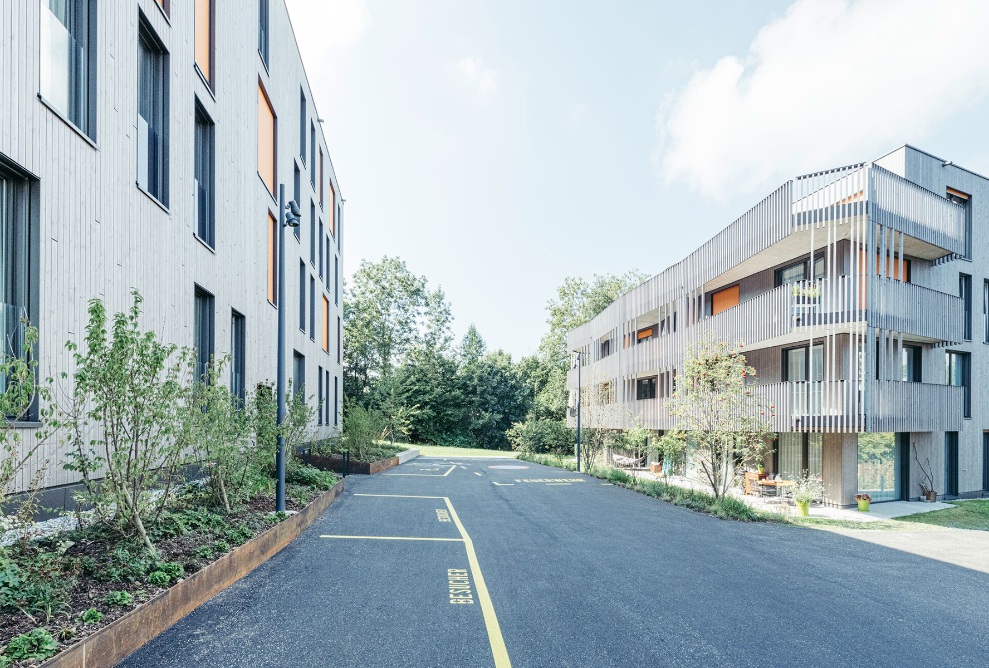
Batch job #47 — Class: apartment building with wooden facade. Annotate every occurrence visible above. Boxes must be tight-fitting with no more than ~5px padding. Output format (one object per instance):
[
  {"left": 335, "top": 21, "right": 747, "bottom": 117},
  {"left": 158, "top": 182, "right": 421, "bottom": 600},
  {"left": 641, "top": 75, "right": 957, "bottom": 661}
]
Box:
[
  {"left": 1, "top": 0, "right": 344, "bottom": 494},
  {"left": 567, "top": 146, "right": 989, "bottom": 506}
]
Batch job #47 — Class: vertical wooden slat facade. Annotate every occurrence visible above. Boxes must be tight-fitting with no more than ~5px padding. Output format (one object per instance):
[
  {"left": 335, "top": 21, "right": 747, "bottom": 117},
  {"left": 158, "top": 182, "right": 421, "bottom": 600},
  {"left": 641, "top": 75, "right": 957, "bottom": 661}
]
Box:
[
  {"left": 568, "top": 146, "right": 987, "bottom": 505},
  {"left": 1, "top": 0, "right": 344, "bottom": 493}
]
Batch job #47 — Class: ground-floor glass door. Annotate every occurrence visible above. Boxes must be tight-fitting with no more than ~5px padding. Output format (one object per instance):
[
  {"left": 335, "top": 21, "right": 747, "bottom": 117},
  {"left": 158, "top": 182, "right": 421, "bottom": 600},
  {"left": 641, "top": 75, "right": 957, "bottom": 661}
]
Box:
[
  {"left": 777, "top": 433, "right": 823, "bottom": 480},
  {"left": 858, "top": 432, "right": 902, "bottom": 502},
  {"left": 945, "top": 432, "right": 959, "bottom": 498}
]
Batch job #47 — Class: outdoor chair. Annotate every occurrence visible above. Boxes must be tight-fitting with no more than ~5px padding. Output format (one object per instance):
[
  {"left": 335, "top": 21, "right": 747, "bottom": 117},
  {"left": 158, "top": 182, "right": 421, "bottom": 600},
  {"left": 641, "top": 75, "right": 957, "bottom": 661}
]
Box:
[{"left": 612, "top": 454, "right": 646, "bottom": 469}]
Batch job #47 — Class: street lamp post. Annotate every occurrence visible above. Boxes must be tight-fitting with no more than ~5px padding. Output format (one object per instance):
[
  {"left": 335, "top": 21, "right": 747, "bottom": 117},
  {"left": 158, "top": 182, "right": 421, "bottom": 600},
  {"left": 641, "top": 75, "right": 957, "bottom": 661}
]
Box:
[
  {"left": 574, "top": 351, "right": 582, "bottom": 473},
  {"left": 275, "top": 184, "right": 302, "bottom": 513}
]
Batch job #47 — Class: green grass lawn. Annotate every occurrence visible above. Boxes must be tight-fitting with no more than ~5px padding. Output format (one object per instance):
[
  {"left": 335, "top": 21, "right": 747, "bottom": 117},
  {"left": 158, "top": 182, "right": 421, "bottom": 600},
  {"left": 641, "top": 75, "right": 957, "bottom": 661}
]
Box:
[
  {"left": 895, "top": 500, "right": 989, "bottom": 531},
  {"left": 405, "top": 444, "right": 519, "bottom": 458}
]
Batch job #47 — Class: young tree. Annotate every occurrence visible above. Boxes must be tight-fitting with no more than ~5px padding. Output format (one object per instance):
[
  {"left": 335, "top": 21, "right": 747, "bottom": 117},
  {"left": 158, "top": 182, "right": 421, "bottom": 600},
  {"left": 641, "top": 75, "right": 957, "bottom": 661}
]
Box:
[{"left": 665, "top": 338, "right": 775, "bottom": 498}]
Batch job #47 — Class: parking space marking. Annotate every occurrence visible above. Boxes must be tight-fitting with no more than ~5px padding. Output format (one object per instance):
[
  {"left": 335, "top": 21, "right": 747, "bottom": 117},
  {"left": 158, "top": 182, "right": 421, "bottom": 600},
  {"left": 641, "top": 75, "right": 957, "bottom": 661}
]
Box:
[
  {"left": 491, "top": 482, "right": 515, "bottom": 486},
  {"left": 321, "top": 535, "right": 464, "bottom": 542},
  {"left": 474, "top": 472, "right": 483, "bottom": 476},
  {"left": 349, "top": 492, "right": 511, "bottom": 668},
  {"left": 384, "top": 464, "right": 457, "bottom": 477}
]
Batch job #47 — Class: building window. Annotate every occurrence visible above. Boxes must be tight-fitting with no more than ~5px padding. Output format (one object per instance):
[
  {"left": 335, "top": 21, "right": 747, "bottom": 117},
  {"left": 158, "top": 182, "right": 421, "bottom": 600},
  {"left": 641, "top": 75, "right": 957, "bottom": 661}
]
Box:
[
  {"left": 901, "top": 345, "right": 921, "bottom": 382},
  {"left": 775, "top": 256, "right": 825, "bottom": 287},
  {"left": 310, "top": 122, "right": 316, "bottom": 187},
  {"left": 267, "top": 212, "right": 277, "bottom": 305},
  {"left": 983, "top": 432, "right": 989, "bottom": 493},
  {"left": 857, "top": 433, "right": 901, "bottom": 503},
  {"left": 337, "top": 316, "right": 341, "bottom": 364},
  {"left": 322, "top": 295, "right": 329, "bottom": 353},
  {"left": 636, "top": 377, "right": 657, "bottom": 400},
  {"left": 194, "top": 0, "right": 214, "bottom": 86},
  {"left": 40, "top": 0, "right": 96, "bottom": 138},
  {"left": 258, "top": 0, "right": 269, "bottom": 66},
  {"left": 945, "top": 432, "right": 959, "bottom": 498},
  {"left": 325, "top": 369, "right": 331, "bottom": 425},
  {"left": 329, "top": 183, "right": 336, "bottom": 237},
  {"left": 318, "top": 221, "right": 324, "bottom": 279},
  {"left": 257, "top": 81, "right": 276, "bottom": 197},
  {"left": 946, "top": 187, "right": 971, "bottom": 259},
  {"left": 598, "top": 339, "right": 611, "bottom": 359},
  {"left": 333, "top": 376, "right": 339, "bottom": 425},
  {"left": 155, "top": 0, "right": 170, "bottom": 16},
  {"left": 293, "top": 351, "right": 305, "bottom": 399},
  {"left": 334, "top": 256, "right": 339, "bottom": 305},
  {"left": 298, "top": 261, "right": 306, "bottom": 331},
  {"left": 309, "top": 276, "right": 316, "bottom": 341},
  {"left": 337, "top": 203, "right": 342, "bottom": 250},
  {"left": 319, "top": 148, "right": 324, "bottom": 207},
  {"left": 0, "top": 162, "right": 37, "bottom": 417},
  {"left": 946, "top": 351, "right": 971, "bottom": 418},
  {"left": 984, "top": 280, "right": 989, "bottom": 344},
  {"left": 299, "top": 89, "right": 307, "bottom": 162},
  {"left": 293, "top": 165, "right": 301, "bottom": 241},
  {"left": 325, "top": 235, "right": 331, "bottom": 283},
  {"left": 960, "top": 273, "right": 972, "bottom": 341},
  {"left": 194, "top": 101, "right": 215, "bottom": 248},
  {"left": 309, "top": 201, "right": 316, "bottom": 266},
  {"left": 317, "top": 366, "right": 323, "bottom": 425},
  {"left": 231, "top": 310, "right": 246, "bottom": 405},
  {"left": 194, "top": 286, "right": 215, "bottom": 383},
  {"left": 711, "top": 285, "right": 740, "bottom": 316},
  {"left": 138, "top": 19, "right": 169, "bottom": 205}
]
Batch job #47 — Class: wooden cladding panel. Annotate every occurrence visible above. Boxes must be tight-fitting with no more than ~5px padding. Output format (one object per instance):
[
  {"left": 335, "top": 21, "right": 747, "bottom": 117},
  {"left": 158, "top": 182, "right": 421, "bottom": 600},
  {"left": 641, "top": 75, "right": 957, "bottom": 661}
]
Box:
[{"left": 711, "top": 285, "right": 739, "bottom": 316}]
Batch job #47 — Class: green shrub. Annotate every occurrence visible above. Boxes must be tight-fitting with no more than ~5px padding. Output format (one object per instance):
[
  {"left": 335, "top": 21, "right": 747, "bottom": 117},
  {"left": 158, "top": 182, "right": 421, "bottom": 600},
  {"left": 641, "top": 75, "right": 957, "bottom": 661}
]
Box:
[
  {"left": 105, "top": 590, "right": 134, "bottom": 607},
  {"left": 3, "top": 628, "right": 59, "bottom": 662},
  {"left": 286, "top": 461, "right": 338, "bottom": 490},
  {"left": 79, "top": 607, "right": 103, "bottom": 625},
  {"left": 506, "top": 419, "right": 572, "bottom": 455},
  {"left": 214, "top": 540, "right": 231, "bottom": 553},
  {"left": 147, "top": 571, "right": 171, "bottom": 587},
  {"left": 0, "top": 547, "right": 74, "bottom": 622},
  {"left": 157, "top": 562, "right": 184, "bottom": 580}
]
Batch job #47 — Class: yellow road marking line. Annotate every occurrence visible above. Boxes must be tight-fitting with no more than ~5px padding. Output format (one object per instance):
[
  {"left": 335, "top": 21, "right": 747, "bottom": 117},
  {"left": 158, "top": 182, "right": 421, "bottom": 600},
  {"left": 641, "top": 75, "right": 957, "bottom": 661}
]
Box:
[
  {"left": 444, "top": 497, "right": 511, "bottom": 668},
  {"left": 545, "top": 483, "right": 572, "bottom": 486},
  {"left": 320, "top": 535, "right": 464, "bottom": 542},
  {"left": 355, "top": 493, "right": 446, "bottom": 499},
  {"left": 473, "top": 472, "right": 483, "bottom": 476},
  {"left": 384, "top": 465, "right": 457, "bottom": 477}
]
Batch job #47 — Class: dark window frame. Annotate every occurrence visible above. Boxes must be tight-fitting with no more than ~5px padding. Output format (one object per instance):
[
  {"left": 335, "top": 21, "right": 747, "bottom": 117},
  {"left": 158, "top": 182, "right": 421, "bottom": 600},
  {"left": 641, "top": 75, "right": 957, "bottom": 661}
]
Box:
[
  {"left": 636, "top": 376, "right": 657, "bottom": 400},
  {"left": 230, "top": 310, "right": 246, "bottom": 405},
  {"left": 293, "top": 165, "right": 301, "bottom": 241},
  {"left": 309, "top": 275, "right": 316, "bottom": 341},
  {"left": 40, "top": 0, "right": 98, "bottom": 140},
  {"left": 137, "top": 15, "right": 170, "bottom": 207},
  {"left": 901, "top": 344, "right": 922, "bottom": 383},
  {"left": 258, "top": 0, "right": 270, "bottom": 66},
  {"left": 317, "top": 365, "right": 324, "bottom": 425},
  {"left": 945, "top": 432, "right": 959, "bottom": 498},
  {"left": 299, "top": 88, "right": 307, "bottom": 163},
  {"left": 946, "top": 350, "right": 971, "bottom": 418},
  {"left": 293, "top": 350, "right": 305, "bottom": 400},
  {"left": 298, "top": 260, "right": 306, "bottom": 332},
  {"left": 960, "top": 273, "right": 972, "bottom": 341},
  {"left": 193, "top": 285, "right": 215, "bottom": 383},
  {"left": 194, "top": 99, "right": 215, "bottom": 248}
]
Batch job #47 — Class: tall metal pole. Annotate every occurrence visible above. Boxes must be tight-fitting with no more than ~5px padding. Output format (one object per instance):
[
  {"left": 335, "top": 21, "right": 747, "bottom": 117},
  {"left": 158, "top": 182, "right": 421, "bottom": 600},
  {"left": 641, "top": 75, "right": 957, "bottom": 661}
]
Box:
[
  {"left": 275, "top": 184, "right": 287, "bottom": 512},
  {"left": 576, "top": 351, "right": 582, "bottom": 473}
]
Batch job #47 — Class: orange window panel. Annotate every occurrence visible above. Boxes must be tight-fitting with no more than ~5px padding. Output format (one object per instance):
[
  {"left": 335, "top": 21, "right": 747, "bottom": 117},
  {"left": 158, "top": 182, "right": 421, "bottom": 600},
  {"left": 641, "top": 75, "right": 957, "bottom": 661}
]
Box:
[
  {"left": 947, "top": 187, "right": 970, "bottom": 201},
  {"left": 257, "top": 83, "right": 276, "bottom": 196},
  {"left": 636, "top": 327, "right": 654, "bottom": 341},
  {"left": 267, "top": 212, "right": 277, "bottom": 304},
  {"left": 195, "top": 0, "right": 212, "bottom": 82},
  {"left": 322, "top": 295, "right": 330, "bottom": 352},
  {"left": 711, "top": 285, "right": 740, "bottom": 316}
]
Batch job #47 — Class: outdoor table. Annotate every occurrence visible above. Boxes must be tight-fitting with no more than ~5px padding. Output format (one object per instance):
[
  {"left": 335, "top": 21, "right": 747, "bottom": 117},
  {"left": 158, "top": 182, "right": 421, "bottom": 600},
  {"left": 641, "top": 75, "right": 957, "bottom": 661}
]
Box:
[{"left": 757, "top": 479, "right": 795, "bottom": 502}]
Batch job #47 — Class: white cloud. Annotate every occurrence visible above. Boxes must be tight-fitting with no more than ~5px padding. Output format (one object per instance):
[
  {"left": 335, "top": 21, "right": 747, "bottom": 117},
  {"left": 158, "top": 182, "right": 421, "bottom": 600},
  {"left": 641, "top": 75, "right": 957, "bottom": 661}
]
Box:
[
  {"left": 457, "top": 57, "right": 499, "bottom": 103},
  {"left": 655, "top": 0, "right": 989, "bottom": 198}
]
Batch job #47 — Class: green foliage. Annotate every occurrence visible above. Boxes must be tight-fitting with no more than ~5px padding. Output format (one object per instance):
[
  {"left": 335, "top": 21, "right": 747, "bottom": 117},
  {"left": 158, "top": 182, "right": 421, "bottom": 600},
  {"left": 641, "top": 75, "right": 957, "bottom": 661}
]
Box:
[
  {"left": 3, "top": 628, "right": 59, "bottom": 663},
  {"left": 0, "top": 543, "right": 75, "bottom": 623},
  {"left": 58, "top": 293, "right": 191, "bottom": 552},
  {"left": 506, "top": 419, "right": 572, "bottom": 456},
  {"left": 78, "top": 607, "right": 103, "bottom": 625},
  {"left": 105, "top": 590, "right": 134, "bottom": 607},
  {"left": 665, "top": 337, "right": 776, "bottom": 498},
  {"left": 792, "top": 474, "right": 825, "bottom": 504},
  {"left": 342, "top": 404, "right": 387, "bottom": 461},
  {"left": 286, "top": 460, "right": 338, "bottom": 490},
  {"left": 147, "top": 570, "right": 171, "bottom": 587}
]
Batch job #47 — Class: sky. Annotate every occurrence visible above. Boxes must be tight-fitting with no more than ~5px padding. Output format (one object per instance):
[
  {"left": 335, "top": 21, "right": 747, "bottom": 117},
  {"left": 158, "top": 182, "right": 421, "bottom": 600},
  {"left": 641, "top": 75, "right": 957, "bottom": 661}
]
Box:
[{"left": 285, "top": 0, "right": 989, "bottom": 360}]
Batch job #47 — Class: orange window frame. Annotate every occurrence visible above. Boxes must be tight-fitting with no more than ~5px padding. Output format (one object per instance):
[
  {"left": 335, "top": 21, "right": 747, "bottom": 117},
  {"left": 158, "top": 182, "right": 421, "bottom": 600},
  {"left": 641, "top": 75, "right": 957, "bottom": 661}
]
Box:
[
  {"left": 711, "top": 285, "right": 740, "bottom": 316},
  {"left": 257, "top": 82, "right": 276, "bottom": 196},
  {"left": 636, "top": 327, "right": 654, "bottom": 342},
  {"left": 195, "top": 0, "right": 213, "bottom": 83}
]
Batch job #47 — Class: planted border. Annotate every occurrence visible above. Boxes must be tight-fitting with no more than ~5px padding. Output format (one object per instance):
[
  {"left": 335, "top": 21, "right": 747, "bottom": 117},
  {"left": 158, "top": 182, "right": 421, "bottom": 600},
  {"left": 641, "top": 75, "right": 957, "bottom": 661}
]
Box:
[
  {"left": 301, "top": 448, "right": 418, "bottom": 475},
  {"left": 37, "top": 480, "right": 345, "bottom": 668}
]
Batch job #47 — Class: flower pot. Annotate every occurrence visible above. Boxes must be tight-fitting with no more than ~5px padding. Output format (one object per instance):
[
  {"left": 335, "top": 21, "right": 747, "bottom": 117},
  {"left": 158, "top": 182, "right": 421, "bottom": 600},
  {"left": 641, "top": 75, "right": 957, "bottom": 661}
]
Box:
[
  {"left": 757, "top": 465, "right": 765, "bottom": 474},
  {"left": 857, "top": 499, "right": 870, "bottom": 512},
  {"left": 925, "top": 491, "right": 937, "bottom": 503},
  {"left": 796, "top": 500, "right": 810, "bottom": 517}
]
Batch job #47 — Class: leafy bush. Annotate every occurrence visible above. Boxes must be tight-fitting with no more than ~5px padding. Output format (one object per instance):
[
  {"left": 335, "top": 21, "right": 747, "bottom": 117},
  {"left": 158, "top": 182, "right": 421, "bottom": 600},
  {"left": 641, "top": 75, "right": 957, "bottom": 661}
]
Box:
[
  {"left": 342, "top": 405, "right": 386, "bottom": 461},
  {"left": 59, "top": 293, "right": 191, "bottom": 552},
  {"left": 3, "top": 628, "right": 59, "bottom": 662},
  {"left": 286, "top": 461, "right": 338, "bottom": 490},
  {"left": 105, "top": 590, "right": 134, "bottom": 607},
  {"left": 79, "top": 607, "right": 103, "bottom": 625},
  {"left": 506, "top": 419, "right": 572, "bottom": 456},
  {"left": 0, "top": 545, "right": 75, "bottom": 623},
  {"left": 147, "top": 570, "right": 171, "bottom": 587}
]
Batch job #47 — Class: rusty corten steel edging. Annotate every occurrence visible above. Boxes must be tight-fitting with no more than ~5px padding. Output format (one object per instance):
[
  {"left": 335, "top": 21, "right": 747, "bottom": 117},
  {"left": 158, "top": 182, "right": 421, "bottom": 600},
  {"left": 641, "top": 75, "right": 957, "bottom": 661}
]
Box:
[{"left": 40, "top": 479, "right": 345, "bottom": 668}]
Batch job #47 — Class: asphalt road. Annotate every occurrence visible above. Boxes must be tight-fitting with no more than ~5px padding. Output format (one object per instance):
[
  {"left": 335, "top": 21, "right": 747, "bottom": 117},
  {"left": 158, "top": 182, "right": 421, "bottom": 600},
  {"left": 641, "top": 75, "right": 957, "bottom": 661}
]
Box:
[{"left": 120, "top": 457, "right": 989, "bottom": 667}]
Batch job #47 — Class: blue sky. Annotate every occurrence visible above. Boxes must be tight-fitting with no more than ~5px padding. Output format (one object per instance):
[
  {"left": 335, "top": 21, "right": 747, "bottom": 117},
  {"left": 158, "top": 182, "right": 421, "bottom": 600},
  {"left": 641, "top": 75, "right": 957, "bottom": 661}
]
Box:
[{"left": 286, "top": 0, "right": 989, "bottom": 359}]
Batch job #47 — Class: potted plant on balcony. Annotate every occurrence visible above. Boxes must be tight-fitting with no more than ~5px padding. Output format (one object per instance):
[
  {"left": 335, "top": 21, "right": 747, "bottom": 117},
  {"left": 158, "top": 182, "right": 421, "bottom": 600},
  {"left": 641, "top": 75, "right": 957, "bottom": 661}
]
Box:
[
  {"left": 855, "top": 493, "right": 872, "bottom": 512},
  {"left": 793, "top": 474, "right": 824, "bottom": 517}
]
